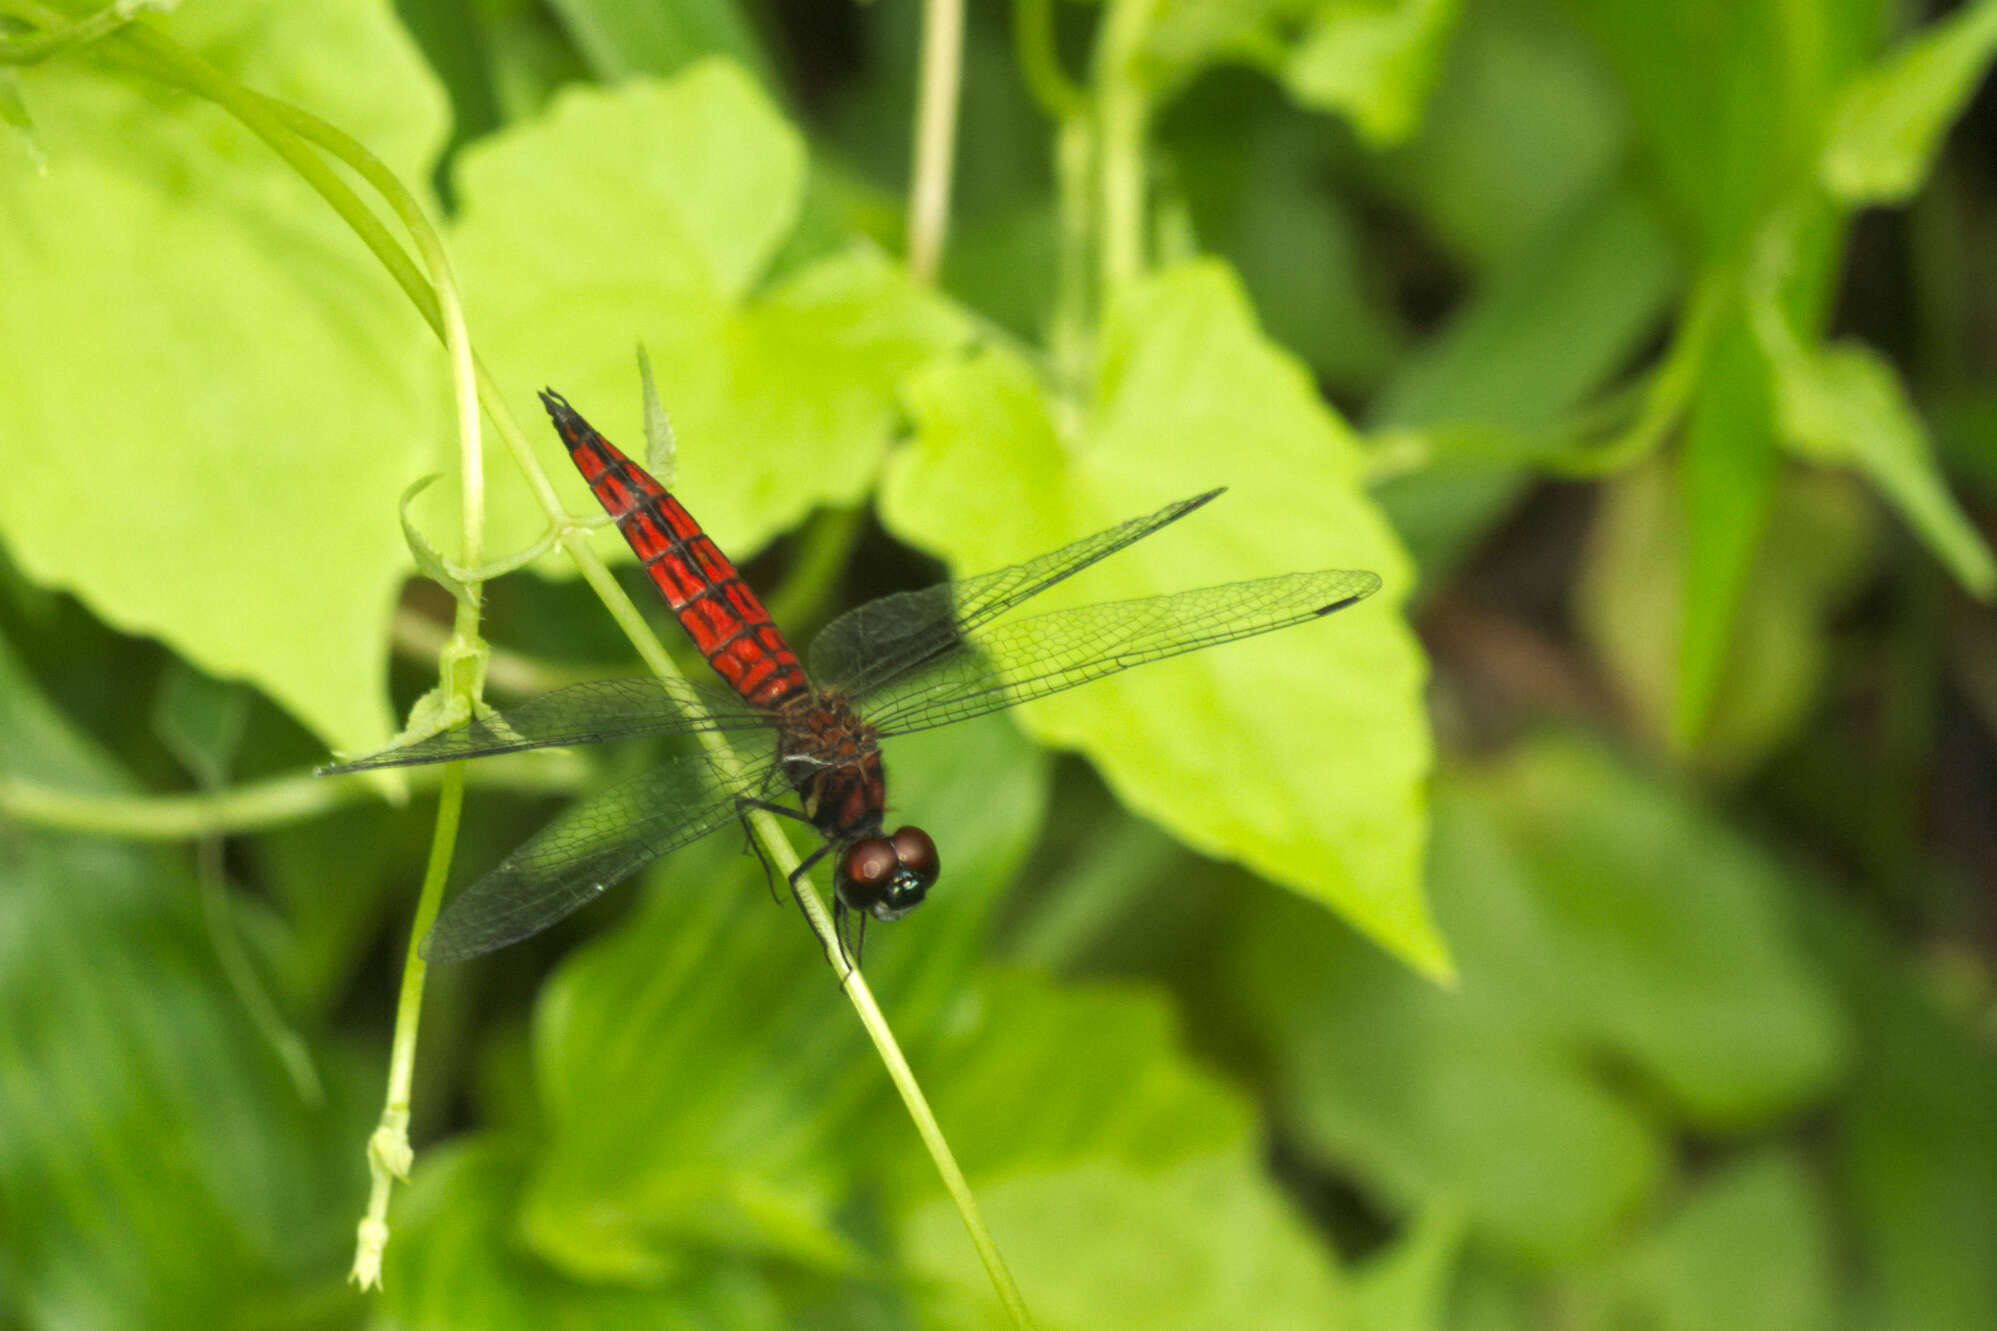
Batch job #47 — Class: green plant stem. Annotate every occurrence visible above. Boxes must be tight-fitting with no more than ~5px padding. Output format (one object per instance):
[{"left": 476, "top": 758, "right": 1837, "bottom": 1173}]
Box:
[
  {"left": 1553, "top": 267, "right": 1729, "bottom": 477},
  {"left": 855, "top": 971, "right": 1036, "bottom": 1328},
  {"left": 1013, "top": 0, "right": 1088, "bottom": 119},
  {"left": 351, "top": 760, "right": 463, "bottom": 1288},
  {"left": 1050, "top": 115, "right": 1095, "bottom": 399},
  {"left": 0, "top": 0, "right": 147, "bottom": 63},
  {"left": 392, "top": 610, "right": 599, "bottom": 697},
  {"left": 1094, "top": 0, "right": 1160, "bottom": 296},
  {"left": 0, "top": 758, "right": 581, "bottom": 840},
  {"left": 907, "top": 0, "right": 964, "bottom": 283},
  {"left": 194, "top": 835, "right": 324, "bottom": 1105}
]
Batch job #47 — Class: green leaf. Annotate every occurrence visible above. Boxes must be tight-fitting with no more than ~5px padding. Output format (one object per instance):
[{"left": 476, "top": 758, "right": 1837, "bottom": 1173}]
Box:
[
  {"left": 1767, "top": 339, "right": 1996, "bottom": 597},
  {"left": 1807, "top": 901, "right": 1997, "bottom": 1330},
  {"left": 1231, "top": 881, "right": 1664, "bottom": 1263},
  {"left": 1590, "top": 1151, "right": 1835, "bottom": 1331},
  {"left": 1563, "top": 0, "right": 1863, "bottom": 258},
  {"left": 634, "top": 341, "right": 679, "bottom": 481},
  {"left": 1282, "top": 0, "right": 1462, "bottom": 146},
  {"left": 519, "top": 715, "right": 1049, "bottom": 1281},
  {"left": 1229, "top": 736, "right": 1845, "bottom": 1260},
  {"left": 1822, "top": 0, "right": 1997, "bottom": 204},
  {"left": 0, "top": 634, "right": 366, "bottom": 1327},
  {"left": 886, "top": 261, "right": 1441, "bottom": 979},
  {"left": 1377, "top": 0, "right": 1630, "bottom": 271},
  {"left": 1462, "top": 739, "right": 1846, "bottom": 1127},
  {"left": 379, "top": 1139, "right": 783, "bottom": 1328},
  {"left": 0, "top": 1, "right": 450, "bottom": 758},
  {"left": 1350, "top": 1204, "right": 1470, "bottom": 1331},
  {"left": 152, "top": 660, "right": 250, "bottom": 787},
  {"left": 546, "top": 0, "right": 774, "bottom": 88},
  {"left": 448, "top": 62, "right": 972, "bottom": 569},
  {"left": 893, "top": 976, "right": 1345, "bottom": 1330}
]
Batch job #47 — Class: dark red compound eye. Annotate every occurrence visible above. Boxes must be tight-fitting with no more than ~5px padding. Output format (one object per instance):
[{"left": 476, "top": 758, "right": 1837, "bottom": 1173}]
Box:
[
  {"left": 889, "top": 826, "right": 938, "bottom": 881},
  {"left": 839, "top": 837, "right": 899, "bottom": 907}
]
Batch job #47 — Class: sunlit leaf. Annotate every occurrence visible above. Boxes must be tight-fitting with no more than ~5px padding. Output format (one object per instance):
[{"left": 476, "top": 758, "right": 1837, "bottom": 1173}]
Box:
[
  {"left": 0, "top": 1, "right": 450, "bottom": 757},
  {"left": 1767, "top": 339, "right": 1996, "bottom": 597},
  {"left": 1282, "top": 0, "right": 1461, "bottom": 146},
  {"left": 1822, "top": 0, "right": 1997, "bottom": 204},
  {"left": 448, "top": 62, "right": 973, "bottom": 572},
  {"left": 887, "top": 261, "right": 1441, "bottom": 978}
]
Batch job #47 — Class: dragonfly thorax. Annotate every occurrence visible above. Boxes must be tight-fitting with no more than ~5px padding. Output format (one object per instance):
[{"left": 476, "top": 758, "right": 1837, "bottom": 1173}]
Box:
[{"left": 777, "top": 692, "right": 886, "bottom": 837}]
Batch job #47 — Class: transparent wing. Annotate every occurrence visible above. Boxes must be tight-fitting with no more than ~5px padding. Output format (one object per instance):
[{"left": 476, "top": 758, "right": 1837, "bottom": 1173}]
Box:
[
  {"left": 420, "top": 744, "right": 780, "bottom": 963},
  {"left": 319, "top": 677, "right": 776, "bottom": 774},
  {"left": 809, "top": 489, "right": 1225, "bottom": 698},
  {"left": 857, "top": 569, "right": 1382, "bottom": 738}
]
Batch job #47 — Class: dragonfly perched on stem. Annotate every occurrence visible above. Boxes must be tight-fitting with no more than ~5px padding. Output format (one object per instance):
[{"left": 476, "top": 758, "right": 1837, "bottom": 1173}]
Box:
[{"left": 324, "top": 391, "right": 1381, "bottom": 964}]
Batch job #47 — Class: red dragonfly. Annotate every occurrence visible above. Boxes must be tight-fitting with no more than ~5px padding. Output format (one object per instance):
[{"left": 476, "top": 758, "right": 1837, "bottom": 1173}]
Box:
[{"left": 325, "top": 391, "right": 1380, "bottom": 963}]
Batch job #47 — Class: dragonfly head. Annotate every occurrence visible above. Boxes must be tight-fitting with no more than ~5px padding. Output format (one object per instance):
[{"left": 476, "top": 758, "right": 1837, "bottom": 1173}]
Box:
[{"left": 836, "top": 826, "right": 940, "bottom": 922}]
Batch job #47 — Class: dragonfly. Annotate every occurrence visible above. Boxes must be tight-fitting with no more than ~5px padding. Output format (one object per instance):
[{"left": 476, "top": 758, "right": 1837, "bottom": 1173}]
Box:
[{"left": 324, "top": 391, "right": 1381, "bottom": 964}]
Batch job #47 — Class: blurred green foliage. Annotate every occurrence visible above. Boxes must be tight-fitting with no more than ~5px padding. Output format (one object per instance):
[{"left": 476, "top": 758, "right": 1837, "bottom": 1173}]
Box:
[{"left": 2, "top": 0, "right": 1995, "bottom": 1327}]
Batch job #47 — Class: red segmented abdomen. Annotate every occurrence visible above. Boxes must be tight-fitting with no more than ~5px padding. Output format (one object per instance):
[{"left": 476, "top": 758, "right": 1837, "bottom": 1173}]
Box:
[{"left": 540, "top": 391, "right": 808, "bottom": 708}]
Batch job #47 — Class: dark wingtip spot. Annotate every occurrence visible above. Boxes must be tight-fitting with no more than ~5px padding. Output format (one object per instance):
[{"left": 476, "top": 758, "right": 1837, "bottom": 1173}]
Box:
[{"left": 1314, "top": 593, "right": 1366, "bottom": 617}]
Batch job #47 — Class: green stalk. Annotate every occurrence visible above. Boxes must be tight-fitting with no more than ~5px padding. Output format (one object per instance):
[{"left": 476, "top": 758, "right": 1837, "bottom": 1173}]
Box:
[
  {"left": 906, "top": 0, "right": 965, "bottom": 283},
  {"left": 1012, "top": 0, "right": 1087, "bottom": 120},
  {"left": 1094, "top": 0, "right": 1161, "bottom": 296},
  {"left": 351, "top": 761, "right": 463, "bottom": 1287}
]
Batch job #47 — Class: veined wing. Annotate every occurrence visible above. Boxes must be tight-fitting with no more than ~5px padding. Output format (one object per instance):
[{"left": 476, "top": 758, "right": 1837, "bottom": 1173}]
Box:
[
  {"left": 420, "top": 744, "right": 777, "bottom": 962},
  {"left": 809, "top": 489, "right": 1225, "bottom": 699},
  {"left": 318, "top": 677, "right": 775, "bottom": 775},
  {"left": 857, "top": 569, "right": 1382, "bottom": 739}
]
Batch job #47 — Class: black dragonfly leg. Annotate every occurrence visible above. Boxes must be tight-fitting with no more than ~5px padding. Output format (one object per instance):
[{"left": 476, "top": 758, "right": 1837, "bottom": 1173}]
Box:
[
  {"left": 732, "top": 795, "right": 818, "bottom": 906},
  {"left": 830, "top": 898, "right": 865, "bottom": 972},
  {"left": 785, "top": 839, "right": 861, "bottom": 972}
]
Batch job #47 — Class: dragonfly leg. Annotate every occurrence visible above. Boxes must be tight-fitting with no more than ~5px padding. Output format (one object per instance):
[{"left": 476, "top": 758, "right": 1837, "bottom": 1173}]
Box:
[
  {"left": 781, "top": 838, "right": 858, "bottom": 971},
  {"left": 842, "top": 906, "right": 868, "bottom": 969},
  {"left": 830, "top": 898, "right": 867, "bottom": 970},
  {"left": 732, "top": 795, "right": 817, "bottom": 906}
]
